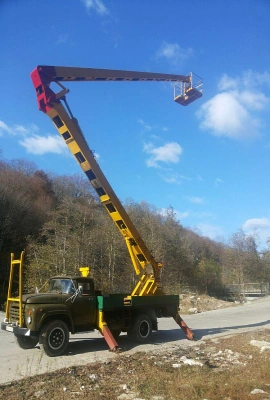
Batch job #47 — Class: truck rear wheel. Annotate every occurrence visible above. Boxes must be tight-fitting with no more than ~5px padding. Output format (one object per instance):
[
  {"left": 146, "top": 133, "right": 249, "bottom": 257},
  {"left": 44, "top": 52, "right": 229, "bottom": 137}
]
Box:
[
  {"left": 39, "top": 320, "right": 69, "bottom": 357},
  {"left": 128, "top": 314, "right": 152, "bottom": 343},
  {"left": 15, "top": 335, "right": 38, "bottom": 349}
]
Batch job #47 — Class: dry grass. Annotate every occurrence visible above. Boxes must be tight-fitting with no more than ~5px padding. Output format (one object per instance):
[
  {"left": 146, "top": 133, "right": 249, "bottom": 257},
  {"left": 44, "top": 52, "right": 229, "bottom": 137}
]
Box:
[{"left": 1, "top": 329, "right": 269, "bottom": 400}]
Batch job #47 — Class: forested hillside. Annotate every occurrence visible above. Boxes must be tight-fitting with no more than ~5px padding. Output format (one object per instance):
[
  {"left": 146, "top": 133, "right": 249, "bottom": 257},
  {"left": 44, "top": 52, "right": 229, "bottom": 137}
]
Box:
[{"left": 1, "top": 155, "right": 270, "bottom": 300}]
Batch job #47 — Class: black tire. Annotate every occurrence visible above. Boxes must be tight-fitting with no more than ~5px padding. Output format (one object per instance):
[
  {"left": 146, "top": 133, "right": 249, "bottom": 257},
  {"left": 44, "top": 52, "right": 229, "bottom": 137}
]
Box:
[
  {"left": 128, "top": 314, "right": 152, "bottom": 343},
  {"left": 15, "top": 335, "right": 39, "bottom": 350},
  {"left": 39, "top": 320, "right": 69, "bottom": 357}
]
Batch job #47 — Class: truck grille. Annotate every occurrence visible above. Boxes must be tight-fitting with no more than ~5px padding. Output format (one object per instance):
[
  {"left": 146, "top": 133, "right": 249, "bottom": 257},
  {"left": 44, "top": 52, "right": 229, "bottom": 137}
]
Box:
[{"left": 9, "top": 302, "right": 23, "bottom": 324}]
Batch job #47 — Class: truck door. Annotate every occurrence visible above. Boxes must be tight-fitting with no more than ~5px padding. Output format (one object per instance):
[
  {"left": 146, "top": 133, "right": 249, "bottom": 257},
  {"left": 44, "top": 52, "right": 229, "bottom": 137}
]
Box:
[{"left": 70, "top": 279, "right": 96, "bottom": 329}]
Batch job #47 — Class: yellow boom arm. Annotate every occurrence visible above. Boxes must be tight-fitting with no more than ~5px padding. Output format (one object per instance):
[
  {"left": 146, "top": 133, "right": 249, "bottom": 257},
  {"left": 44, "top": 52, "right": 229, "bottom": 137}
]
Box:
[{"left": 30, "top": 66, "right": 203, "bottom": 296}]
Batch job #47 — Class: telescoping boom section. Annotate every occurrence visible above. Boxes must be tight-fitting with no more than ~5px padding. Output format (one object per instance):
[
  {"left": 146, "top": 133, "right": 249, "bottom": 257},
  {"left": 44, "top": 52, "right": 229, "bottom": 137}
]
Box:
[{"left": 30, "top": 66, "right": 203, "bottom": 297}]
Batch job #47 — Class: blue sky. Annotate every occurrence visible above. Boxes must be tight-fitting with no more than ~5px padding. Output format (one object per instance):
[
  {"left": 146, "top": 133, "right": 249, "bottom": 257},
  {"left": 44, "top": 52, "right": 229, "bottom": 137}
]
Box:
[{"left": 1, "top": 0, "right": 270, "bottom": 249}]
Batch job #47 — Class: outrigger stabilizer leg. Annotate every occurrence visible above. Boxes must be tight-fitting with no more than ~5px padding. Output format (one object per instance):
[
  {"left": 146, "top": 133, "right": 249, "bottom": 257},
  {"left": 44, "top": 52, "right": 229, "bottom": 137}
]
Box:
[
  {"left": 102, "top": 325, "right": 119, "bottom": 352},
  {"left": 97, "top": 310, "right": 119, "bottom": 351},
  {"left": 174, "top": 313, "right": 195, "bottom": 340}
]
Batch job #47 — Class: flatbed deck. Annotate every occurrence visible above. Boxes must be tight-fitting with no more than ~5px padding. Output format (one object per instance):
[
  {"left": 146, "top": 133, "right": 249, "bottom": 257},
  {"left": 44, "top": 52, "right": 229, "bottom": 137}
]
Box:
[{"left": 97, "top": 294, "right": 179, "bottom": 311}]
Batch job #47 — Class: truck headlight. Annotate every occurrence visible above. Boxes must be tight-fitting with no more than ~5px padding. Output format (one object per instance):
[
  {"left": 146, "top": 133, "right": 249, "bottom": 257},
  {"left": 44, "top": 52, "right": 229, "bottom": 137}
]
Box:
[{"left": 27, "top": 309, "right": 33, "bottom": 324}]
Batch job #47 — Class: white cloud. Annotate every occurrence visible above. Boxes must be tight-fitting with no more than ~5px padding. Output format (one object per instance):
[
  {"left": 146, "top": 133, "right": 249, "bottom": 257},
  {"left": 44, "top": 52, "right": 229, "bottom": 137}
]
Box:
[
  {"left": 193, "top": 211, "right": 215, "bottom": 219},
  {"left": 161, "top": 174, "right": 181, "bottom": 184},
  {"left": 195, "top": 223, "right": 224, "bottom": 240},
  {"left": 160, "top": 172, "right": 190, "bottom": 185},
  {"left": 0, "top": 120, "right": 40, "bottom": 137},
  {"left": 218, "top": 74, "right": 238, "bottom": 91},
  {"left": 239, "top": 90, "right": 268, "bottom": 111},
  {"left": 0, "top": 119, "right": 69, "bottom": 156},
  {"left": 13, "top": 125, "right": 29, "bottom": 134},
  {"left": 138, "top": 118, "right": 152, "bottom": 131},
  {"left": 220, "top": 71, "right": 270, "bottom": 91},
  {"left": 56, "top": 34, "right": 69, "bottom": 45},
  {"left": 93, "top": 151, "right": 100, "bottom": 160},
  {"left": 215, "top": 178, "right": 223, "bottom": 185},
  {"left": 177, "top": 211, "right": 189, "bottom": 219},
  {"left": 19, "top": 134, "right": 68, "bottom": 155},
  {"left": 242, "top": 218, "right": 270, "bottom": 248},
  {"left": 242, "top": 70, "right": 270, "bottom": 88},
  {"left": 81, "top": 0, "right": 109, "bottom": 15},
  {"left": 173, "top": 210, "right": 189, "bottom": 220},
  {"left": 143, "top": 142, "right": 183, "bottom": 168},
  {"left": 159, "top": 208, "right": 189, "bottom": 221},
  {"left": 187, "top": 196, "right": 204, "bottom": 204},
  {"left": 197, "top": 92, "right": 261, "bottom": 139},
  {"left": 243, "top": 218, "right": 270, "bottom": 231},
  {"left": 138, "top": 119, "right": 168, "bottom": 134},
  {"left": 156, "top": 41, "right": 193, "bottom": 65},
  {"left": 197, "top": 71, "right": 269, "bottom": 140},
  {"left": 0, "top": 120, "right": 12, "bottom": 136}
]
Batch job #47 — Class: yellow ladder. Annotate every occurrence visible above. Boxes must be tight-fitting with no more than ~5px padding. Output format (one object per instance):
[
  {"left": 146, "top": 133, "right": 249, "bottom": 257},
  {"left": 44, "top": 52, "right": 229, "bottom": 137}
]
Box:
[{"left": 5, "top": 251, "right": 24, "bottom": 327}]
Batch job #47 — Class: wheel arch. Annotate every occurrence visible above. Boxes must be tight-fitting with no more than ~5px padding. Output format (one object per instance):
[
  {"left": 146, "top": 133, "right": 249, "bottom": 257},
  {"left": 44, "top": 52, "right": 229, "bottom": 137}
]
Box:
[{"left": 40, "top": 313, "right": 74, "bottom": 333}]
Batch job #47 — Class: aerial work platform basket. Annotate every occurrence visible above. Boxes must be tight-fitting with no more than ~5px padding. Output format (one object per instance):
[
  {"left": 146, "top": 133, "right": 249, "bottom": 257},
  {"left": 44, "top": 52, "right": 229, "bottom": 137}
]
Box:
[{"left": 174, "top": 72, "right": 203, "bottom": 106}]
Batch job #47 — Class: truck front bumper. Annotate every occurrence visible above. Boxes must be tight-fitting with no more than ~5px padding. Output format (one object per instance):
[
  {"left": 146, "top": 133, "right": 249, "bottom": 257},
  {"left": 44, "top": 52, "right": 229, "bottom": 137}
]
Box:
[{"left": 1, "top": 322, "right": 37, "bottom": 337}]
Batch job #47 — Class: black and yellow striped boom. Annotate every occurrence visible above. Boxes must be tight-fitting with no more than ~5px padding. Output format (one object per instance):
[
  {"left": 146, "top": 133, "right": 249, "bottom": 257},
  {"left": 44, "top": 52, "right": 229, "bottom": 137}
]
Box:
[{"left": 30, "top": 66, "right": 203, "bottom": 296}]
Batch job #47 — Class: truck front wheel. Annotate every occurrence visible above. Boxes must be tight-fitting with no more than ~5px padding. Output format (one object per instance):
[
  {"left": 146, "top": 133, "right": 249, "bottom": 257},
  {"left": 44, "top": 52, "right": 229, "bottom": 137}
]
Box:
[
  {"left": 15, "top": 335, "right": 38, "bottom": 349},
  {"left": 39, "top": 320, "right": 69, "bottom": 357},
  {"left": 128, "top": 314, "right": 152, "bottom": 343}
]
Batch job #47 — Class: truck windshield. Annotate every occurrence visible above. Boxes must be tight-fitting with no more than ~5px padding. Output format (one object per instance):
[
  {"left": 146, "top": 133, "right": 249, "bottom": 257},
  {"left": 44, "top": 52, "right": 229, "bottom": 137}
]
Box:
[{"left": 47, "top": 279, "right": 75, "bottom": 294}]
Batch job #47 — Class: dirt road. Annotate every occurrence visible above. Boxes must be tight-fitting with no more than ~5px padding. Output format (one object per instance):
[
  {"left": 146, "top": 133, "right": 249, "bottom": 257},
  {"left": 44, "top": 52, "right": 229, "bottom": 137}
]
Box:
[{"left": 0, "top": 296, "right": 269, "bottom": 384}]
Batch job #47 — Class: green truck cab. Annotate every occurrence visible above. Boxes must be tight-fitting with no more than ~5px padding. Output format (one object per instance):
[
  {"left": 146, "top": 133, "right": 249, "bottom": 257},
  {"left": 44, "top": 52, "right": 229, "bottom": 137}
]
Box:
[{"left": 1, "top": 275, "right": 179, "bottom": 357}]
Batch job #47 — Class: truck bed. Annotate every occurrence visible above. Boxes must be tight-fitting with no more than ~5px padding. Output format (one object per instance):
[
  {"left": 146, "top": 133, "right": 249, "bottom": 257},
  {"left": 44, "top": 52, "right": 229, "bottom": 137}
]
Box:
[{"left": 97, "top": 294, "right": 179, "bottom": 311}]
